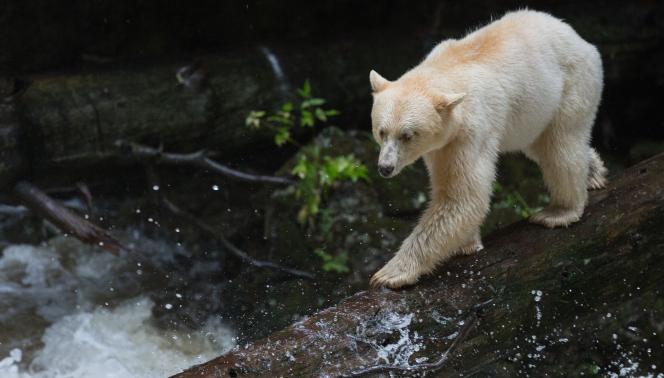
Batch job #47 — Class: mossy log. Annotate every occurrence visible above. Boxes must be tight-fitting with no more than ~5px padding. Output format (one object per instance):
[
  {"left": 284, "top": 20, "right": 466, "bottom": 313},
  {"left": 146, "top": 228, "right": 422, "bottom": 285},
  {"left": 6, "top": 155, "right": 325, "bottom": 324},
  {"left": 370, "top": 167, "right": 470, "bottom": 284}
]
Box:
[
  {"left": 174, "top": 153, "right": 664, "bottom": 377},
  {"left": 0, "top": 37, "right": 419, "bottom": 189},
  {"left": 14, "top": 53, "right": 281, "bottom": 170}
]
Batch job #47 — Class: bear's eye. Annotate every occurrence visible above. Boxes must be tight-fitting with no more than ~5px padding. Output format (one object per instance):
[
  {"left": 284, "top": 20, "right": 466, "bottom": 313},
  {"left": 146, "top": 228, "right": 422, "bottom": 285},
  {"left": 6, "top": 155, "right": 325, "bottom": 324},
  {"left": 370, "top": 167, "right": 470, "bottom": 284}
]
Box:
[
  {"left": 379, "top": 129, "right": 386, "bottom": 139},
  {"left": 400, "top": 132, "right": 414, "bottom": 142}
]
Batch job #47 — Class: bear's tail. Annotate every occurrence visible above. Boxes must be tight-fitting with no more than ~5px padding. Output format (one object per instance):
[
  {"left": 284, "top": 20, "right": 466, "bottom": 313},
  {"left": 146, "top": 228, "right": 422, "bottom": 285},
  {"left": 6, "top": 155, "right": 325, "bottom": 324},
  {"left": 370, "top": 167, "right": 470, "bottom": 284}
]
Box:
[{"left": 588, "top": 148, "right": 608, "bottom": 190}]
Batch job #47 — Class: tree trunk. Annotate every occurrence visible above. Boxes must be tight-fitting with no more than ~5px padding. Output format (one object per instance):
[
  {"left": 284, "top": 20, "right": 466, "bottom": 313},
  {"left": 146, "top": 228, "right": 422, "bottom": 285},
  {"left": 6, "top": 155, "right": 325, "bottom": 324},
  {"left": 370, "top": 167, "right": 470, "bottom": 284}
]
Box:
[{"left": 173, "top": 153, "right": 664, "bottom": 377}]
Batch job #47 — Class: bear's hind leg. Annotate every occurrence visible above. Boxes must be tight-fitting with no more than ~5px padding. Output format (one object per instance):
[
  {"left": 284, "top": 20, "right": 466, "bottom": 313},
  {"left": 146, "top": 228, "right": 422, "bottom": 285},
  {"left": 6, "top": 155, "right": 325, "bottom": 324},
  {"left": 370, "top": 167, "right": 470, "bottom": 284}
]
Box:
[
  {"left": 526, "top": 127, "right": 591, "bottom": 228},
  {"left": 588, "top": 148, "right": 608, "bottom": 190}
]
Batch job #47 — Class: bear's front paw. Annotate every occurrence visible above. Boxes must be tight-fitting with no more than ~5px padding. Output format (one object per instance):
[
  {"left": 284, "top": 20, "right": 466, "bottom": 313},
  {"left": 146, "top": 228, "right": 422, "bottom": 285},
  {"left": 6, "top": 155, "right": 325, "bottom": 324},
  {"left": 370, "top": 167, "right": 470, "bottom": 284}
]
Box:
[{"left": 370, "top": 259, "right": 421, "bottom": 289}]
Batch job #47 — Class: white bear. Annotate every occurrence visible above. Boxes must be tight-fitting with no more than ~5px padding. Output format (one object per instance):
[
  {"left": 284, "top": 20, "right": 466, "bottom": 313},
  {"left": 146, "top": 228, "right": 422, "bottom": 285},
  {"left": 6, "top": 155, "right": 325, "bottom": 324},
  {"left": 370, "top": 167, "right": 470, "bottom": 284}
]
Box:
[{"left": 369, "top": 10, "right": 606, "bottom": 288}]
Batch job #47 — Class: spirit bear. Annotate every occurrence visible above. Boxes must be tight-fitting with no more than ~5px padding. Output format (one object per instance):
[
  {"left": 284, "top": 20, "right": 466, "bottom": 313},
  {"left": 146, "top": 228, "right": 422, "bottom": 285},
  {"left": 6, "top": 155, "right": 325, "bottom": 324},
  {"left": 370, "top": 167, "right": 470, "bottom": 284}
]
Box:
[{"left": 369, "top": 10, "right": 606, "bottom": 288}]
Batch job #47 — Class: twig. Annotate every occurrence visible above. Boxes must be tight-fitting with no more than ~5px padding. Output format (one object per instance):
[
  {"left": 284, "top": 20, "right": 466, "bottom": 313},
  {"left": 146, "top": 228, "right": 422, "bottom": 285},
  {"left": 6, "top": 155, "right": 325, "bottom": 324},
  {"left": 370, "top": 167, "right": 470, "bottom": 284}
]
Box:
[
  {"left": 115, "top": 140, "right": 294, "bottom": 185},
  {"left": 0, "top": 204, "right": 29, "bottom": 216},
  {"left": 161, "top": 197, "right": 314, "bottom": 279},
  {"left": 142, "top": 165, "right": 313, "bottom": 280},
  {"left": 341, "top": 299, "right": 493, "bottom": 377},
  {"left": 76, "top": 182, "right": 95, "bottom": 216},
  {"left": 13, "top": 181, "right": 126, "bottom": 254}
]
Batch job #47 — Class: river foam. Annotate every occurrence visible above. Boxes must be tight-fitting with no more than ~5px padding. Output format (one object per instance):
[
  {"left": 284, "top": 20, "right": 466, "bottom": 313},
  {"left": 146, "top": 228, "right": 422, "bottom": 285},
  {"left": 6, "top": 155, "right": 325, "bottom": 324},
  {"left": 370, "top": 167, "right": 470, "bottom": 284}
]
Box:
[{"left": 0, "top": 239, "right": 235, "bottom": 378}]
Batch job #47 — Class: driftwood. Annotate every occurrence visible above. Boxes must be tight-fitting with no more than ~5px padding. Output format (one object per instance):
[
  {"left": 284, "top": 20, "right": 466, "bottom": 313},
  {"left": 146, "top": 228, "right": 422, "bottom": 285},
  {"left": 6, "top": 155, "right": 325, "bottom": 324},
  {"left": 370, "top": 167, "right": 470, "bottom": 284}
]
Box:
[
  {"left": 174, "top": 153, "right": 664, "bottom": 377},
  {"left": 13, "top": 181, "right": 125, "bottom": 254}
]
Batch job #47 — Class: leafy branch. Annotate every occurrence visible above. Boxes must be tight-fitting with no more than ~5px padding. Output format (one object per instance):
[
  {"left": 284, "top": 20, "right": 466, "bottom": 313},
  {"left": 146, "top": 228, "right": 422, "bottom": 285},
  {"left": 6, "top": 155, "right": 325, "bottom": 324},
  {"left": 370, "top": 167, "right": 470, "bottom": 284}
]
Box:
[{"left": 247, "top": 80, "right": 368, "bottom": 273}]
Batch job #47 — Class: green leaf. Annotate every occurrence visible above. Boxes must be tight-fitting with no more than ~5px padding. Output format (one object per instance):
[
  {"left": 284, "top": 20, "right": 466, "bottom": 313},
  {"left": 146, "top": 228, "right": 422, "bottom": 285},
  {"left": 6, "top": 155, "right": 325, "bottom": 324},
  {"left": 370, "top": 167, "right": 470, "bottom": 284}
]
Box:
[
  {"left": 291, "top": 154, "right": 309, "bottom": 179},
  {"left": 267, "top": 113, "right": 293, "bottom": 127},
  {"left": 301, "top": 110, "right": 315, "bottom": 127},
  {"left": 297, "top": 80, "right": 312, "bottom": 99},
  {"left": 315, "top": 108, "right": 327, "bottom": 122},
  {"left": 314, "top": 249, "right": 350, "bottom": 274},
  {"left": 308, "top": 98, "right": 325, "bottom": 106},
  {"left": 245, "top": 110, "right": 265, "bottom": 129},
  {"left": 281, "top": 102, "right": 294, "bottom": 113},
  {"left": 274, "top": 127, "right": 290, "bottom": 146}
]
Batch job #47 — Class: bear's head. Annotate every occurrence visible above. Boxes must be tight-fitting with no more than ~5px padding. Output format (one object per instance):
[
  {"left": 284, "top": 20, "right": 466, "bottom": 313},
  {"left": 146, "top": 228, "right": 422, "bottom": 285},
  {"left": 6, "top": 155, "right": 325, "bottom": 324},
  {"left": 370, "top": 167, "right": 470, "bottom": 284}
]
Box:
[{"left": 369, "top": 70, "right": 465, "bottom": 178}]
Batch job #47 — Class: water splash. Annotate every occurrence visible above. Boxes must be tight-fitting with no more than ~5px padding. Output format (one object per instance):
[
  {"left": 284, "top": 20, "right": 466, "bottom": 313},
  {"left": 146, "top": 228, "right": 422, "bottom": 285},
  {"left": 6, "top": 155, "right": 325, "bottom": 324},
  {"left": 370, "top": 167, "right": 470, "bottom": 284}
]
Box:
[{"left": 352, "top": 310, "right": 424, "bottom": 367}]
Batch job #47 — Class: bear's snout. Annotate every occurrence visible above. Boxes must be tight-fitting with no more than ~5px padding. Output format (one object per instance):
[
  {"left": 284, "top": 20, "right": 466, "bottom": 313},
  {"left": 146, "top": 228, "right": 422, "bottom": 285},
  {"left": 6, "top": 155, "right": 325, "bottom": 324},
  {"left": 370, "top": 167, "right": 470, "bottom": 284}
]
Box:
[{"left": 378, "top": 164, "right": 395, "bottom": 178}]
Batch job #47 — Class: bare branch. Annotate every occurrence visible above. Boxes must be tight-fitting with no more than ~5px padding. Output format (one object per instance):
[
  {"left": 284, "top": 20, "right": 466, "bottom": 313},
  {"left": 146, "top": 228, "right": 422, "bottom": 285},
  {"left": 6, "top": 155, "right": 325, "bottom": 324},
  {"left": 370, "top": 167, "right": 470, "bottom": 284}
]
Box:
[
  {"left": 0, "top": 203, "right": 29, "bottom": 215},
  {"left": 141, "top": 164, "right": 313, "bottom": 280},
  {"left": 76, "top": 181, "right": 95, "bottom": 216},
  {"left": 115, "top": 140, "right": 294, "bottom": 185},
  {"left": 13, "top": 181, "right": 126, "bottom": 254},
  {"left": 160, "top": 197, "right": 314, "bottom": 280}
]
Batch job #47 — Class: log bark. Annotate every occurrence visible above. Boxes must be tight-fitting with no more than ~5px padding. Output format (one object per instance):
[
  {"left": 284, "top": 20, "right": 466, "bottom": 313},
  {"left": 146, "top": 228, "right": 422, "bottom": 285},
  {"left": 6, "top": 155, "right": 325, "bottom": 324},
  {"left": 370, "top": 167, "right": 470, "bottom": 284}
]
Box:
[{"left": 173, "top": 153, "right": 664, "bottom": 377}]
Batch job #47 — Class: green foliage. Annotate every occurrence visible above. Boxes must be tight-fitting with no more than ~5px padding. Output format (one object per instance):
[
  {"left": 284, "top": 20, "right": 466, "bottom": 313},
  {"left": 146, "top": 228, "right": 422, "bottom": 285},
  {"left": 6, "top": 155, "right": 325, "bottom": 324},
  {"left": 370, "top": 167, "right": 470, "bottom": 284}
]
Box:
[
  {"left": 492, "top": 182, "right": 549, "bottom": 218},
  {"left": 245, "top": 80, "right": 339, "bottom": 146},
  {"left": 246, "top": 81, "right": 368, "bottom": 274},
  {"left": 291, "top": 146, "right": 368, "bottom": 224},
  {"left": 314, "top": 248, "right": 350, "bottom": 274}
]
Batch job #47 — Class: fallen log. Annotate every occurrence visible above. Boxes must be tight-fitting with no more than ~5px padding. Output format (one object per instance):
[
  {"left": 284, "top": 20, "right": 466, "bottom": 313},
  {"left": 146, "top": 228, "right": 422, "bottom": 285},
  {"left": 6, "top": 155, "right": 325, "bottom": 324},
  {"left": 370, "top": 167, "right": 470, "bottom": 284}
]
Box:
[
  {"left": 13, "top": 181, "right": 126, "bottom": 254},
  {"left": 3, "top": 0, "right": 663, "bottom": 188},
  {"left": 174, "top": 153, "right": 664, "bottom": 377},
  {"left": 2, "top": 36, "right": 420, "bottom": 189}
]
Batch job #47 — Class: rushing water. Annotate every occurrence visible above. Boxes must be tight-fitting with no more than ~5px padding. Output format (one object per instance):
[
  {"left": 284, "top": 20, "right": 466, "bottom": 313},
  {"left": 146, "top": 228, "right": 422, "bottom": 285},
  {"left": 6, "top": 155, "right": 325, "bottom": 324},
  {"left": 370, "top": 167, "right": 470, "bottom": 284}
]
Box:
[{"left": 0, "top": 234, "right": 235, "bottom": 378}]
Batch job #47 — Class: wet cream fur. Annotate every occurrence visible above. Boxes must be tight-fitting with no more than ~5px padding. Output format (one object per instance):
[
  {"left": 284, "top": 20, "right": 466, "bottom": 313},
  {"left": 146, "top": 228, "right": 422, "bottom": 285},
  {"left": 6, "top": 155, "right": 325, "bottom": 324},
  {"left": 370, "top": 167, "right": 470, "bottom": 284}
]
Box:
[{"left": 369, "top": 10, "right": 606, "bottom": 288}]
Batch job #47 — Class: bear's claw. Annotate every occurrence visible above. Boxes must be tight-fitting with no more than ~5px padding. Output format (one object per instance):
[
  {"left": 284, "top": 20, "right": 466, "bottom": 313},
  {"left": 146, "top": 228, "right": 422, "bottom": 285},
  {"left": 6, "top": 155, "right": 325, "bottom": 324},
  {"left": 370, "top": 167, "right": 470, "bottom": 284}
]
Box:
[
  {"left": 458, "top": 239, "right": 484, "bottom": 255},
  {"left": 370, "top": 260, "right": 421, "bottom": 289}
]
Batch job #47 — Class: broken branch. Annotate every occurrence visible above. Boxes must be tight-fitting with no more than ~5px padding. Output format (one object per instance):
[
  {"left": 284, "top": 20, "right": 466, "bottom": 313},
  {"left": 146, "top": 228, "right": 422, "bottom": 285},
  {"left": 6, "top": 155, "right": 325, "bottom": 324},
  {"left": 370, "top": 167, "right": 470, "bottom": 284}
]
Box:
[
  {"left": 115, "top": 140, "right": 295, "bottom": 185},
  {"left": 13, "top": 181, "right": 126, "bottom": 254},
  {"left": 141, "top": 164, "right": 313, "bottom": 280},
  {"left": 160, "top": 197, "right": 314, "bottom": 280}
]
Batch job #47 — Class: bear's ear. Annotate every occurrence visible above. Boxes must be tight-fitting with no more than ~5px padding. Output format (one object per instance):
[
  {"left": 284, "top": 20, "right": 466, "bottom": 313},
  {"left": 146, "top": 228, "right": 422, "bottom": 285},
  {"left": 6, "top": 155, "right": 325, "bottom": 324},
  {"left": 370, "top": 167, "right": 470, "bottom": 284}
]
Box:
[
  {"left": 432, "top": 92, "right": 466, "bottom": 112},
  {"left": 369, "top": 70, "right": 391, "bottom": 92}
]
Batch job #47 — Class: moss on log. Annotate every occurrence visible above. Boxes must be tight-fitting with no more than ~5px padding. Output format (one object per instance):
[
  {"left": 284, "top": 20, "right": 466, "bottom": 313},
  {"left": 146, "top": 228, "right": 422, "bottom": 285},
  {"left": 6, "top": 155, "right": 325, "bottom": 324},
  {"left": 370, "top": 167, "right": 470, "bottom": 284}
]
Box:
[
  {"left": 174, "top": 153, "right": 664, "bottom": 377},
  {"left": 15, "top": 52, "right": 280, "bottom": 169}
]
